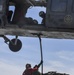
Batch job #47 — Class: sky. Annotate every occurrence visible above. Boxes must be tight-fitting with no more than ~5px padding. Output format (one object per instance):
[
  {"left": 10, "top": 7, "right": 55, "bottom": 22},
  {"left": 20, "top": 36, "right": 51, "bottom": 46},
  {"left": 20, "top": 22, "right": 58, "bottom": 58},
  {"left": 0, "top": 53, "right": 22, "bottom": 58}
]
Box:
[{"left": 0, "top": 5, "right": 74, "bottom": 75}]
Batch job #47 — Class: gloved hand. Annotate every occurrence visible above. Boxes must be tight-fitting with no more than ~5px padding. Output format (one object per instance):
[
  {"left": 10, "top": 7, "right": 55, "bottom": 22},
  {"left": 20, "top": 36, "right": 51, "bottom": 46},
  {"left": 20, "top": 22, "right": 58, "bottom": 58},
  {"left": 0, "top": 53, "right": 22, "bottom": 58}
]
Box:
[
  {"left": 37, "top": 60, "right": 43, "bottom": 68},
  {"left": 40, "top": 60, "right": 43, "bottom": 64},
  {"left": 34, "top": 65, "right": 38, "bottom": 68}
]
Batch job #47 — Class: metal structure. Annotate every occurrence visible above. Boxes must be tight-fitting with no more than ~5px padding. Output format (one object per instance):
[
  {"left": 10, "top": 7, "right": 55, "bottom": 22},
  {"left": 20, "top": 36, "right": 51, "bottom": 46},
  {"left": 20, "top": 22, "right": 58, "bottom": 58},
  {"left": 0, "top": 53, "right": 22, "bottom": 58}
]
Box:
[{"left": 0, "top": 0, "right": 74, "bottom": 52}]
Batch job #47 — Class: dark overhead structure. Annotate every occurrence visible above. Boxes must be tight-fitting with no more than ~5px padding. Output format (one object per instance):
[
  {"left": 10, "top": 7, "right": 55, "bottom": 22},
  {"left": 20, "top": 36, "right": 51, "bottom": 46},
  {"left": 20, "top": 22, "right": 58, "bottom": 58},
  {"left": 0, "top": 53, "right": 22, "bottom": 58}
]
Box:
[{"left": 0, "top": 0, "right": 73, "bottom": 53}]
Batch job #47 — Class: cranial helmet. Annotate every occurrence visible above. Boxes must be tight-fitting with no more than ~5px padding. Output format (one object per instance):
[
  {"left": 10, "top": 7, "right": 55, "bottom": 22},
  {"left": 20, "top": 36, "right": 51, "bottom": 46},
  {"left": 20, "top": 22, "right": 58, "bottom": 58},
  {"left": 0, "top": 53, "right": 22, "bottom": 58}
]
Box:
[{"left": 26, "top": 63, "right": 31, "bottom": 68}]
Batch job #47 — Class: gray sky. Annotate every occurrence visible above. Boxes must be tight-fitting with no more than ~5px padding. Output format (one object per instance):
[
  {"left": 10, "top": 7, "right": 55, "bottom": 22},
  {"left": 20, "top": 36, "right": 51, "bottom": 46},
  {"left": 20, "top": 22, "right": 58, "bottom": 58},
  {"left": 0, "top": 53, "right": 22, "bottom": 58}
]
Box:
[{"left": 0, "top": 37, "right": 74, "bottom": 75}]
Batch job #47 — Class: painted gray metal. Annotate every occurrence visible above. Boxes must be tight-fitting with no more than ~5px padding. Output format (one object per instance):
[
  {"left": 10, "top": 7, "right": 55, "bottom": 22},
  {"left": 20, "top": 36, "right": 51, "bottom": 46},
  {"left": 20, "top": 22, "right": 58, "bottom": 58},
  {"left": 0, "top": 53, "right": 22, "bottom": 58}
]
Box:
[
  {"left": 1, "top": 0, "right": 74, "bottom": 39},
  {"left": 46, "top": 0, "right": 74, "bottom": 28},
  {"left": 0, "top": 24, "right": 74, "bottom": 39}
]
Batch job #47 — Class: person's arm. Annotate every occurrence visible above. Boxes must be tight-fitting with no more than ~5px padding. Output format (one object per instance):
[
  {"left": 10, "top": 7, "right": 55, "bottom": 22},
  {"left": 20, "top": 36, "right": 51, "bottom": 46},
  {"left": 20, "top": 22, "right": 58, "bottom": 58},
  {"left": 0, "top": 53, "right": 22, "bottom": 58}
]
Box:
[
  {"left": 33, "top": 60, "right": 43, "bottom": 69},
  {"left": 37, "top": 60, "right": 43, "bottom": 68}
]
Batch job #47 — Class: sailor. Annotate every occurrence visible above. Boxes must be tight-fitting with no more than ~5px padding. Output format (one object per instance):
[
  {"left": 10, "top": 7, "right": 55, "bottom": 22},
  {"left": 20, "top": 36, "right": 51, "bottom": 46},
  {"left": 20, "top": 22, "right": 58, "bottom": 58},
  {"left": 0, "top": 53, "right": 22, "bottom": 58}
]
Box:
[{"left": 22, "top": 60, "right": 43, "bottom": 75}]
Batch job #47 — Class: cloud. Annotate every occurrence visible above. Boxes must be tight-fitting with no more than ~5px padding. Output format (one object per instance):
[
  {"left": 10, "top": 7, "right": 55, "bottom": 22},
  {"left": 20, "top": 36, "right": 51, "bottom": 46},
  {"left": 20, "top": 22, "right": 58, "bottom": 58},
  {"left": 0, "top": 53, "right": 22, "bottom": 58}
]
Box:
[
  {"left": 42, "top": 50, "right": 74, "bottom": 75},
  {"left": 0, "top": 37, "right": 74, "bottom": 75},
  {"left": 48, "top": 60, "right": 65, "bottom": 68},
  {"left": 68, "top": 68, "right": 74, "bottom": 75},
  {"left": 57, "top": 51, "right": 74, "bottom": 61},
  {"left": 0, "top": 61, "right": 23, "bottom": 75},
  {"left": 43, "top": 60, "right": 74, "bottom": 75}
]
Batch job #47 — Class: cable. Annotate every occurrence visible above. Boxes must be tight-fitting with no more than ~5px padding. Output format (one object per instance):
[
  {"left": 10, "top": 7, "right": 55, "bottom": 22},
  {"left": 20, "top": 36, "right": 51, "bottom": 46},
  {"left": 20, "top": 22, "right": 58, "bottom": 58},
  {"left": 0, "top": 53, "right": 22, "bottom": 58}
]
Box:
[{"left": 38, "top": 34, "right": 43, "bottom": 75}]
